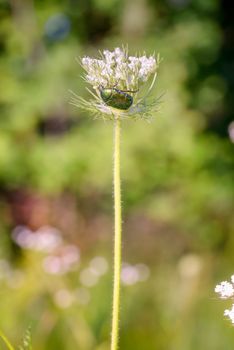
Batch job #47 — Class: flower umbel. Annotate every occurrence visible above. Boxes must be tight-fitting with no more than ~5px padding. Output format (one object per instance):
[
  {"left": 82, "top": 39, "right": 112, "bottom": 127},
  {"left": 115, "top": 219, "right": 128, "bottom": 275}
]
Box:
[
  {"left": 69, "top": 46, "right": 161, "bottom": 350},
  {"left": 215, "top": 274, "right": 234, "bottom": 324},
  {"left": 70, "top": 47, "right": 160, "bottom": 120}
]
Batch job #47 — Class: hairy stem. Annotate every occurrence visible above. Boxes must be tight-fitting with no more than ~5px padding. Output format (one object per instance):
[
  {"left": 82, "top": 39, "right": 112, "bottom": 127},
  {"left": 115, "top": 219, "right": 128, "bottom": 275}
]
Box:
[{"left": 111, "top": 116, "right": 122, "bottom": 350}]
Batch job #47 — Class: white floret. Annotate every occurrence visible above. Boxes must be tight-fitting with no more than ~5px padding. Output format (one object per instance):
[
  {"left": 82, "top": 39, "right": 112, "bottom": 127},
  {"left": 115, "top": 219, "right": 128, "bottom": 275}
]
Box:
[
  {"left": 81, "top": 47, "right": 157, "bottom": 91},
  {"left": 215, "top": 281, "right": 234, "bottom": 299},
  {"left": 224, "top": 304, "right": 234, "bottom": 324}
]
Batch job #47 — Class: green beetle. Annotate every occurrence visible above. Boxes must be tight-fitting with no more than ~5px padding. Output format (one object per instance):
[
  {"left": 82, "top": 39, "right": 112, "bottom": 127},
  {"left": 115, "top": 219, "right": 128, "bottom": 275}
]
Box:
[{"left": 99, "top": 85, "right": 138, "bottom": 110}]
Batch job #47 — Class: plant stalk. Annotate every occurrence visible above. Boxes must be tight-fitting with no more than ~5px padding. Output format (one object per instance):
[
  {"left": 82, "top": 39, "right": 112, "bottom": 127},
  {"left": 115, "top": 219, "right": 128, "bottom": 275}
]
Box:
[{"left": 111, "top": 116, "right": 122, "bottom": 350}]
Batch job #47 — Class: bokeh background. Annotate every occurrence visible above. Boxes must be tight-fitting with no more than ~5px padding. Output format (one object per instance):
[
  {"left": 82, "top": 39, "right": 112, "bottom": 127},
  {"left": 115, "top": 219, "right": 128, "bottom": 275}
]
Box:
[{"left": 0, "top": 0, "right": 234, "bottom": 349}]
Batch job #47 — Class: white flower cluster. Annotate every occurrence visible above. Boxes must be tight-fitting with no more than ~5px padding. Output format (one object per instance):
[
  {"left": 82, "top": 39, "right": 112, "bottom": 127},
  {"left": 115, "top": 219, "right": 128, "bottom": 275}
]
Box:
[
  {"left": 215, "top": 279, "right": 234, "bottom": 299},
  {"left": 70, "top": 46, "right": 160, "bottom": 120},
  {"left": 224, "top": 305, "right": 234, "bottom": 324},
  {"left": 215, "top": 275, "right": 234, "bottom": 324},
  {"left": 81, "top": 47, "right": 157, "bottom": 90},
  {"left": 121, "top": 263, "right": 150, "bottom": 286},
  {"left": 12, "top": 225, "right": 62, "bottom": 253},
  {"left": 12, "top": 225, "right": 80, "bottom": 275}
]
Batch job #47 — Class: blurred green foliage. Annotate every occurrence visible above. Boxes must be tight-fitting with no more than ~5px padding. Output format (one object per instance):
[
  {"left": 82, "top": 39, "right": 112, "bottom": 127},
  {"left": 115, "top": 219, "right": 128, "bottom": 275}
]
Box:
[{"left": 0, "top": 0, "right": 234, "bottom": 349}]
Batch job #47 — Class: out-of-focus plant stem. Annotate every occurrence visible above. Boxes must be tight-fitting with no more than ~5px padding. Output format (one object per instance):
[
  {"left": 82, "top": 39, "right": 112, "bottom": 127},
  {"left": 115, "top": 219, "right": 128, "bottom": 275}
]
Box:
[{"left": 0, "top": 330, "right": 15, "bottom": 350}]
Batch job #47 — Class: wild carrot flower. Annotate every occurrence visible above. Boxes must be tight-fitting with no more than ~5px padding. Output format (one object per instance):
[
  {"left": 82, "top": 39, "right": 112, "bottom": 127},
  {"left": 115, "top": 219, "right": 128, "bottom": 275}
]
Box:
[
  {"left": 70, "top": 47, "right": 160, "bottom": 120},
  {"left": 215, "top": 275, "right": 234, "bottom": 324},
  {"left": 70, "top": 46, "right": 160, "bottom": 350}
]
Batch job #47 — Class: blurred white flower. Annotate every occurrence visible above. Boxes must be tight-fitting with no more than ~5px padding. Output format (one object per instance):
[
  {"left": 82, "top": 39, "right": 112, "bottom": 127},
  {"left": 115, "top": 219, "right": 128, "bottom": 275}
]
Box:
[
  {"left": 224, "top": 304, "right": 234, "bottom": 324},
  {"left": 215, "top": 274, "right": 234, "bottom": 325},
  {"left": 121, "top": 263, "right": 150, "bottom": 286},
  {"left": 70, "top": 46, "right": 161, "bottom": 120},
  {"left": 43, "top": 256, "right": 62, "bottom": 275},
  {"left": 12, "top": 225, "right": 80, "bottom": 275},
  {"left": 80, "top": 267, "right": 99, "bottom": 287},
  {"left": 135, "top": 263, "right": 150, "bottom": 281},
  {"left": 178, "top": 254, "right": 203, "bottom": 279},
  {"left": 43, "top": 245, "right": 80, "bottom": 275},
  {"left": 215, "top": 280, "right": 234, "bottom": 299},
  {"left": 89, "top": 256, "right": 109, "bottom": 276},
  {"left": 121, "top": 264, "right": 139, "bottom": 285},
  {"left": 54, "top": 289, "right": 74, "bottom": 308},
  {"left": 12, "top": 225, "right": 62, "bottom": 253}
]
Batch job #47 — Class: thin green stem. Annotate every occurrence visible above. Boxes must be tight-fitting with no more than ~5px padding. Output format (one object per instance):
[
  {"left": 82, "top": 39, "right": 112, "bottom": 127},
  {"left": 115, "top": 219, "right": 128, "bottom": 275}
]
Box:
[{"left": 111, "top": 116, "right": 122, "bottom": 350}]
